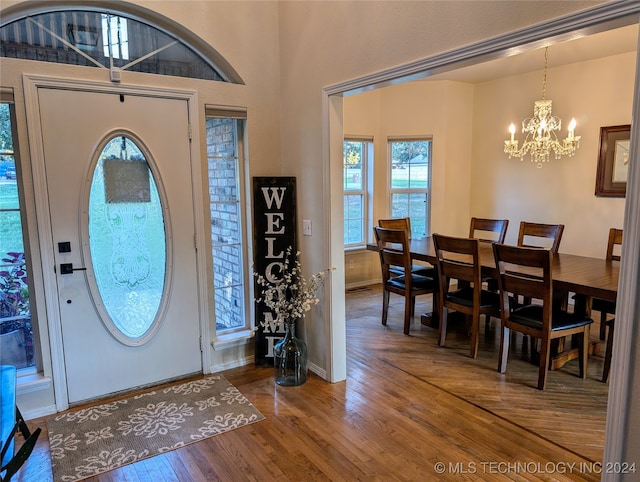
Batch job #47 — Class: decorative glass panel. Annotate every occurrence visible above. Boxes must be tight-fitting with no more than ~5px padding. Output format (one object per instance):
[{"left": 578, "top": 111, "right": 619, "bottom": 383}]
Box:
[
  {"left": 0, "top": 11, "right": 226, "bottom": 81},
  {"left": 88, "top": 135, "right": 165, "bottom": 339}
]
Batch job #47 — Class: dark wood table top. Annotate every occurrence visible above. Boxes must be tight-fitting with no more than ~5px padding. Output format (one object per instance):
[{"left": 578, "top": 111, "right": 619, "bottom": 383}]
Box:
[{"left": 367, "top": 237, "right": 620, "bottom": 302}]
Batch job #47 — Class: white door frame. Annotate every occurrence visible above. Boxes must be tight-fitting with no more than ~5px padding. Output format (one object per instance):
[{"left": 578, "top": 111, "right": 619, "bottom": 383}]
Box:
[{"left": 23, "top": 74, "right": 211, "bottom": 411}]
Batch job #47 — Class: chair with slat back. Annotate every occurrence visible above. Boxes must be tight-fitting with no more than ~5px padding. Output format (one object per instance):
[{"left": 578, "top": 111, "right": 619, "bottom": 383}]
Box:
[
  {"left": 516, "top": 221, "right": 566, "bottom": 319},
  {"left": 432, "top": 234, "right": 501, "bottom": 358},
  {"left": 373, "top": 227, "right": 438, "bottom": 335},
  {"left": 469, "top": 217, "right": 509, "bottom": 293},
  {"left": 378, "top": 217, "right": 413, "bottom": 235},
  {"left": 378, "top": 218, "right": 435, "bottom": 278},
  {"left": 469, "top": 217, "right": 509, "bottom": 244},
  {"left": 493, "top": 243, "right": 593, "bottom": 390},
  {"left": 517, "top": 221, "right": 564, "bottom": 253},
  {"left": 595, "top": 228, "right": 622, "bottom": 382}
]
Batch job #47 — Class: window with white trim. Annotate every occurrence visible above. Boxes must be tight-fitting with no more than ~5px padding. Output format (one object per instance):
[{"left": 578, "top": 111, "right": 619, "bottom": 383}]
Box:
[
  {"left": 205, "top": 109, "right": 250, "bottom": 334},
  {"left": 1, "top": 92, "right": 37, "bottom": 371},
  {"left": 388, "top": 138, "right": 431, "bottom": 238},
  {"left": 344, "top": 138, "right": 372, "bottom": 247}
]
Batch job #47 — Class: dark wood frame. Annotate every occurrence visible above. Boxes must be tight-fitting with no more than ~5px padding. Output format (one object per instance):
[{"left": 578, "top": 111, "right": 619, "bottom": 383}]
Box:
[{"left": 595, "top": 124, "right": 631, "bottom": 197}]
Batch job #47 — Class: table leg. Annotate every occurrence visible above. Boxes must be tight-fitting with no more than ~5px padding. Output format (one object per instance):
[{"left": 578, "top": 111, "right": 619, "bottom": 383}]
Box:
[{"left": 549, "top": 293, "right": 600, "bottom": 370}]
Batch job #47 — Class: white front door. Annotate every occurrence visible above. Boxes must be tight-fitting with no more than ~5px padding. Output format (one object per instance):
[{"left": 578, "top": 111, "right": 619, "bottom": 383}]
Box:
[{"left": 37, "top": 87, "right": 202, "bottom": 403}]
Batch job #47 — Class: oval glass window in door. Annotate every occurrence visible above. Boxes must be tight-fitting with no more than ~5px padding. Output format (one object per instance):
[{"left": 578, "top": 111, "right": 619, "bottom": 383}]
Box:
[{"left": 87, "top": 134, "right": 167, "bottom": 342}]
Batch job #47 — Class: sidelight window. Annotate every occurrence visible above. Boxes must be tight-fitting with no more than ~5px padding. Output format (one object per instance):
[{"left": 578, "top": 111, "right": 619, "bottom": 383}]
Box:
[
  {"left": 0, "top": 99, "right": 35, "bottom": 369},
  {"left": 206, "top": 111, "right": 250, "bottom": 334}
]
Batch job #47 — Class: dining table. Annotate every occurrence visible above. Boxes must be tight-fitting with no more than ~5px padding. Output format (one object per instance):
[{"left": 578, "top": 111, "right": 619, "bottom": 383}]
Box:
[{"left": 366, "top": 236, "right": 620, "bottom": 369}]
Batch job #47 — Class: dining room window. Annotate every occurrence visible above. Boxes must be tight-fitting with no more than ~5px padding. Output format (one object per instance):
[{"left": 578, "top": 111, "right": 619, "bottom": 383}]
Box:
[
  {"left": 344, "top": 138, "right": 372, "bottom": 248},
  {"left": 388, "top": 138, "right": 431, "bottom": 238}
]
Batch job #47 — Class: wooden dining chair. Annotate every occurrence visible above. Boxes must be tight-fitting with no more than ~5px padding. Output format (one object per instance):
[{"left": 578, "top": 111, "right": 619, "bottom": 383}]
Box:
[
  {"left": 516, "top": 221, "right": 566, "bottom": 320},
  {"left": 378, "top": 218, "right": 435, "bottom": 278},
  {"left": 594, "top": 228, "right": 622, "bottom": 382},
  {"left": 432, "top": 233, "right": 501, "bottom": 358},
  {"left": 373, "top": 227, "right": 438, "bottom": 335},
  {"left": 517, "top": 221, "right": 564, "bottom": 253},
  {"left": 469, "top": 217, "right": 509, "bottom": 244},
  {"left": 493, "top": 243, "right": 594, "bottom": 390}
]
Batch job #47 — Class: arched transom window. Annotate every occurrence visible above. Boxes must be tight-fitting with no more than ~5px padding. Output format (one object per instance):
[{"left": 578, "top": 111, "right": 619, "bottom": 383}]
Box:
[{"left": 0, "top": 9, "right": 237, "bottom": 82}]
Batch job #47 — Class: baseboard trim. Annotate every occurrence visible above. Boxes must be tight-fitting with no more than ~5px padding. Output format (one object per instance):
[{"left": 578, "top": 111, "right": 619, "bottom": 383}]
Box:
[
  {"left": 21, "top": 405, "right": 57, "bottom": 421},
  {"left": 209, "top": 355, "right": 255, "bottom": 374},
  {"left": 345, "top": 279, "right": 379, "bottom": 291}
]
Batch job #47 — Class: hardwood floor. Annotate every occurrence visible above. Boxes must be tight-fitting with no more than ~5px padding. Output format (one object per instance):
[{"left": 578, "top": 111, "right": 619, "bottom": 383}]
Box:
[{"left": 15, "top": 284, "right": 609, "bottom": 481}]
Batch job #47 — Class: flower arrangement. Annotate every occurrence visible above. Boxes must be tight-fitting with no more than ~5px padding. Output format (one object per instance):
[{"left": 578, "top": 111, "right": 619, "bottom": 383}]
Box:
[{"left": 254, "top": 247, "right": 327, "bottom": 328}]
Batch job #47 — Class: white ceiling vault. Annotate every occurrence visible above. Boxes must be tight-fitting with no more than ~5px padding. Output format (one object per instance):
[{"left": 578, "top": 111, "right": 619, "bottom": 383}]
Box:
[{"left": 425, "top": 23, "right": 638, "bottom": 84}]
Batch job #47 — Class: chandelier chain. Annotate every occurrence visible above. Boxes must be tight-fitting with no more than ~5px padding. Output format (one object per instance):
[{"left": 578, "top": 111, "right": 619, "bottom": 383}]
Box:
[{"left": 542, "top": 47, "right": 548, "bottom": 100}]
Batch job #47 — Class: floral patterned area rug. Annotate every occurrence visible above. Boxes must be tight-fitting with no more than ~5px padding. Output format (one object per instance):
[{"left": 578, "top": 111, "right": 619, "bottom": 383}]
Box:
[{"left": 47, "top": 375, "right": 265, "bottom": 482}]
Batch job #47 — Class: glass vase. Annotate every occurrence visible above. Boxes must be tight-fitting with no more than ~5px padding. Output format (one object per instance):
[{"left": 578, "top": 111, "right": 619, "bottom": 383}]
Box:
[{"left": 273, "top": 319, "right": 308, "bottom": 386}]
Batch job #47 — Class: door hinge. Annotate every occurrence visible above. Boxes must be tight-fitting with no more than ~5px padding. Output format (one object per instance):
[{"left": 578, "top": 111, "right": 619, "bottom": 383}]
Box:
[
  {"left": 200, "top": 336, "right": 205, "bottom": 352},
  {"left": 188, "top": 123, "right": 192, "bottom": 140},
  {"left": 194, "top": 233, "right": 197, "bottom": 251}
]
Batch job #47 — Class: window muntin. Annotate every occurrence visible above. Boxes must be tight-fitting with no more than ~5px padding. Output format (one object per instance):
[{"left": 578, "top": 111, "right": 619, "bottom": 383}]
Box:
[
  {"left": 389, "top": 139, "right": 431, "bottom": 238},
  {"left": 0, "top": 11, "right": 225, "bottom": 81},
  {"left": 102, "top": 14, "right": 129, "bottom": 60},
  {"left": 344, "top": 139, "right": 371, "bottom": 247},
  {"left": 206, "top": 115, "right": 249, "bottom": 334},
  {"left": 0, "top": 100, "right": 35, "bottom": 369}
]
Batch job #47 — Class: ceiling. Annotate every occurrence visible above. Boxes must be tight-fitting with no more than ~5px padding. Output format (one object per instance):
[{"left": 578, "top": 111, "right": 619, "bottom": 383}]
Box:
[{"left": 425, "top": 23, "right": 638, "bottom": 84}]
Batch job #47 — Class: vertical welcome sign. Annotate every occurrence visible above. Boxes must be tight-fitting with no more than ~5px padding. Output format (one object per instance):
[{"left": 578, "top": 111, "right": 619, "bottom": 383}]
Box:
[{"left": 252, "top": 177, "right": 297, "bottom": 367}]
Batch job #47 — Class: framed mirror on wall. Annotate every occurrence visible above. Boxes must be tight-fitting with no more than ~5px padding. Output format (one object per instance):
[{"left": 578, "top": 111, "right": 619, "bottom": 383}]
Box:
[{"left": 595, "top": 124, "right": 631, "bottom": 197}]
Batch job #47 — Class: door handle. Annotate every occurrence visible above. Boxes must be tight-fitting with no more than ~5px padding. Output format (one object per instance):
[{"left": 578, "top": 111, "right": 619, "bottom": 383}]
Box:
[{"left": 60, "top": 263, "right": 87, "bottom": 275}]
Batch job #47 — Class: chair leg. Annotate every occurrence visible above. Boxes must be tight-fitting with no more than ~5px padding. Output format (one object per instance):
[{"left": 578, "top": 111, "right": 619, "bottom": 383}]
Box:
[
  {"left": 529, "top": 336, "right": 538, "bottom": 362},
  {"left": 498, "top": 326, "right": 510, "bottom": 373},
  {"left": 15, "top": 406, "right": 31, "bottom": 438},
  {"left": 381, "top": 290, "right": 390, "bottom": 326},
  {"left": 469, "top": 314, "right": 480, "bottom": 359},
  {"left": 578, "top": 326, "right": 589, "bottom": 379},
  {"left": 599, "top": 312, "right": 607, "bottom": 340},
  {"left": 438, "top": 307, "right": 449, "bottom": 347},
  {"left": 537, "top": 337, "right": 551, "bottom": 390},
  {"left": 403, "top": 296, "right": 413, "bottom": 335},
  {"left": 603, "top": 320, "right": 614, "bottom": 383}
]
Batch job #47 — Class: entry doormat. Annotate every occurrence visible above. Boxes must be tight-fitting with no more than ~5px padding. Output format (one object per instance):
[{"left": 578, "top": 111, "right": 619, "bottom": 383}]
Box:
[{"left": 47, "top": 375, "right": 265, "bottom": 481}]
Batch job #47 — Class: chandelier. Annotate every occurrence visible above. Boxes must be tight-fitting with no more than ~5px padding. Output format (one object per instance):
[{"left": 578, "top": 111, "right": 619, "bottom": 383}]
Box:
[{"left": 504, "top": 47, "right": 580, "bottom": 168}]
